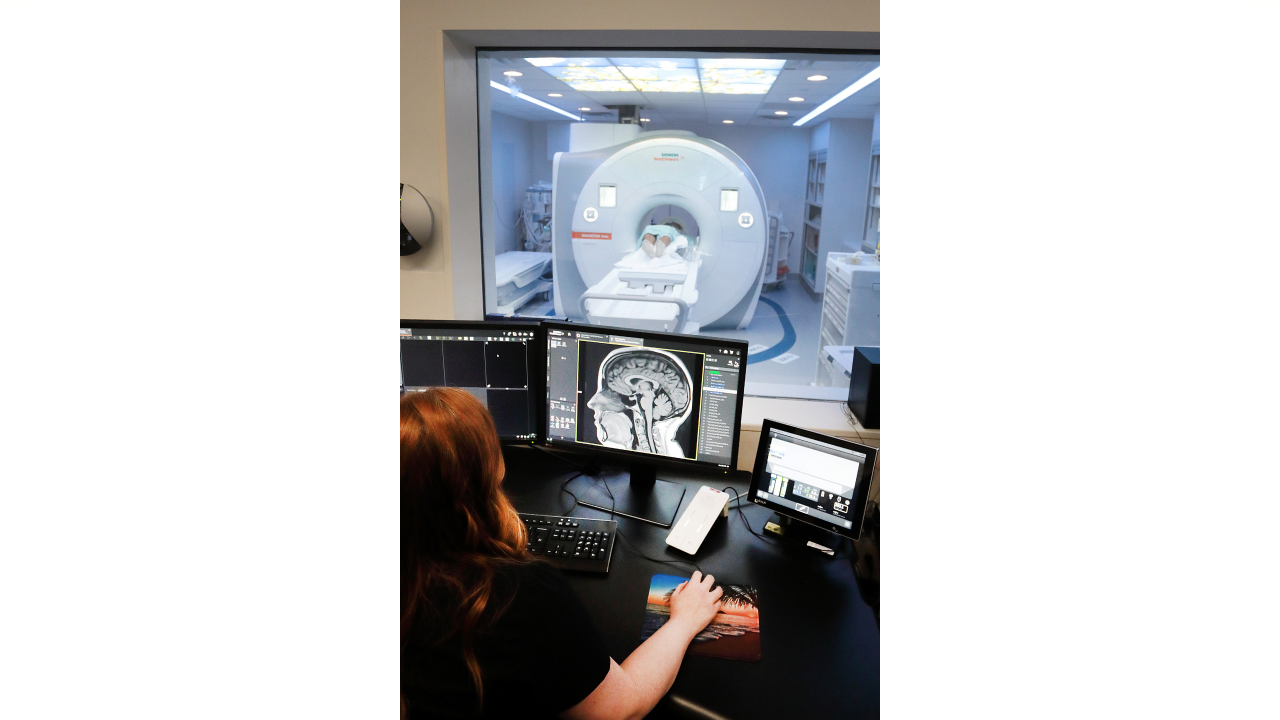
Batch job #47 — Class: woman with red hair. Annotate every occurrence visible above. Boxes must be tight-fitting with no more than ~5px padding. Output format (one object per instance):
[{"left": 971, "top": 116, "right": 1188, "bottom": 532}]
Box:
[{"left": 401, "top": 388, "right": 722, "bottom": 720}]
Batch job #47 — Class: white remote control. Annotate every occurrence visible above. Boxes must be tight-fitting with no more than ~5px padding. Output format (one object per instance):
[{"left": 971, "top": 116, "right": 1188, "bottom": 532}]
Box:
[{"left": 665, "top": 486, "right": 731, "bottom": 555}]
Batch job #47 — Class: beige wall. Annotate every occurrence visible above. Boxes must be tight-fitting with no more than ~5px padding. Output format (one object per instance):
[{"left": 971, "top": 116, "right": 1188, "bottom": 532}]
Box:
[{"left": 400, "top": 0, "right": 880, "bottom": 319}]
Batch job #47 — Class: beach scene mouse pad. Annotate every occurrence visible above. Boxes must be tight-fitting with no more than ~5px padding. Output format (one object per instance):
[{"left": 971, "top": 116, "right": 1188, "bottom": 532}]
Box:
[{"left": 641, "top": 574, "right": 761, "bottom": 662}]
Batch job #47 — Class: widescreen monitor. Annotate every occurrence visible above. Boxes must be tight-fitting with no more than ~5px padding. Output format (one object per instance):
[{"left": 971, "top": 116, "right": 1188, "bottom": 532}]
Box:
[
  {"left": 542, "top": 321, "right": 748, "bottom": 525},
  {"left": 400, "top": 320, "right": 541, "bottom": 442}
]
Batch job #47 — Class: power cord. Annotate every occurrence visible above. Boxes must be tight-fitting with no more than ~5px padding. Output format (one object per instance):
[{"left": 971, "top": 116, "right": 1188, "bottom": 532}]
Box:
[
  {"left": 720, "top": 486, "right": 787, "bottom": 545},
  {"left": 720, "top": 486, "right": 855, "bottom": 560},
  {"left": 558, "top": 472, "right": 585, "bottom": 515},
  {"left": 537, "top": 447, "right": 703, "bottom": 574},
  {"left": 598, "top": 475, "right": 704, "bottom": 575},
  {"left": 535, "top": 444, "right": 595, "bottom": 475},
  {"left": 841, "top": 403, "right": 859, "bottom": 430},
  {"left": 553, "top": 472, "right": 702, "bottom": 576},
  {"left": 537, "top": 447, "right": 840, "bottom": 570}
]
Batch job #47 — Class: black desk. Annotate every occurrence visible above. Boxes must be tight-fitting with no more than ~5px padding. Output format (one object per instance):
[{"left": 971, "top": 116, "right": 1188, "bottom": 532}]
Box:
[{"left": 502, "top": 446, "right": 880, "bottom": 719}]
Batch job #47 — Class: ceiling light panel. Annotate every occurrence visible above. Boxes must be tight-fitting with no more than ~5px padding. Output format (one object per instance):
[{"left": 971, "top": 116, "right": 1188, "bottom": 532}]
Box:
[
  {"left": 697, "top": 59, "right": 784, "bottom": 94},
  {"left": 613, "top": 60, "right": 702, "bottom": 93},
  {"left": 526, "top": 57, "right": 636, "bottom": 92}
]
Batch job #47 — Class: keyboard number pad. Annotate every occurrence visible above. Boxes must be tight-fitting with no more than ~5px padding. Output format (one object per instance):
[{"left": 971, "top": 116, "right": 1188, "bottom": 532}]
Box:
[{"left": 574, "top": 531, "right": 609, "bottom": 559}]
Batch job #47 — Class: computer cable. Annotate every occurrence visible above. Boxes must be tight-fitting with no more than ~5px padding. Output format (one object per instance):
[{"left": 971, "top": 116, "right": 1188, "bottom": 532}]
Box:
[
  {"left": 529, "top": 445, "right": 596, "bottom": 515},
  {"left": 557, "top": 472, "right": 585, "bottom": 515},
  {"left": 594, "top": 474, "right": 704, "bottom": 576},
  {"left": 534, "top": 444, "right": 596, "bottom": 475},
  {"left": 841, "top": 403, "right": 859, "bottom": 430},
  {"left": 720, "top": 486, "right": 855, "bottom": 560},
  {"left": 720, "top": 486, "right": 784, "bottom": 545},
  {"left": 537, "top": 445, "right": 705, "bottom": 574}
]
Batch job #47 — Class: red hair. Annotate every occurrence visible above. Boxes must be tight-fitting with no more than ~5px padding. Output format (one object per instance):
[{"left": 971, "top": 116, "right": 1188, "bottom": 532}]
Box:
[{"left": 400, "top": 388, "right": 529, "bottom": 710}]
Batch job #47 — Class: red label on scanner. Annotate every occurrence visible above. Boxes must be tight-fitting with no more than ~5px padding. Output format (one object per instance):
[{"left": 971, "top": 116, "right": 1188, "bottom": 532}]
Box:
[{"left": 572, "top": 232, "right": 612, "bottom": 240}]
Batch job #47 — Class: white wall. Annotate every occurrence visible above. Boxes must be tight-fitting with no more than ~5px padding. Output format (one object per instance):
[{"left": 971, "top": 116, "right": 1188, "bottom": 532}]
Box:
[
  {"left": 667, "top": 123, "right": 812, "bottom": 274},
  {"left": 490, "top": 113, "right": 561, "bottom": 256},
  {"left": 490, "top": 112, "right": 533, "bottom": 255}
]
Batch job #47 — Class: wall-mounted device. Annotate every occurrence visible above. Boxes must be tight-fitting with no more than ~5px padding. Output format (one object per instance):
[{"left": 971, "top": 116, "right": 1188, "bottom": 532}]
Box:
[{"left": 401, "top": 183, "right": 434, "bottom": 256}]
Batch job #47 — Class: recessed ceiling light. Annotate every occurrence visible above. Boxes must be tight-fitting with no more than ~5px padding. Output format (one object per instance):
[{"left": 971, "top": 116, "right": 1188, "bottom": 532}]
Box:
[
  {"left": 723, "top": 120, "right": 734, "bottom": 124},
  {"left": 579, "top": 107, "right": 591, "bottom": 111},
  {"left": 548, "top": 93, "right": 563, "bottom": 97},
  {"left": 808, "top": 74, "right": 828, "bottom": 81},
  {"left": 775, "top": 111, "right": 789, "bottom": 115},
  {"left": 503, "top": 71, "right": 523, "bottom": 77},
  {"left": 789, "top": 97, "right": 804, "bottom": 102},
  {"left": 641, "top": 117, "right": 651, "bottom": 121}
]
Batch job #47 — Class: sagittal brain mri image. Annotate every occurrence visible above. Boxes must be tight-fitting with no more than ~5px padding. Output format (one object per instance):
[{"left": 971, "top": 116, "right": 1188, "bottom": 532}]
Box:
[{"left": 577, "top": 345, "right": 703, "bottom": 458}]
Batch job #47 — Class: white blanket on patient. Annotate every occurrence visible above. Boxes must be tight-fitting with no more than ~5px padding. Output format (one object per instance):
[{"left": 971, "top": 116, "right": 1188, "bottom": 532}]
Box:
[{"left": 615, "top": 235, "right": 690, "bottom": 270}]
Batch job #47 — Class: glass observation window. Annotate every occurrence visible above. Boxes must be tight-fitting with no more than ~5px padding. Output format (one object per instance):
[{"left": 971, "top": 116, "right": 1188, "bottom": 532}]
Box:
[{"left": 477, "top": 49, "right": 880, "bottom": 400}]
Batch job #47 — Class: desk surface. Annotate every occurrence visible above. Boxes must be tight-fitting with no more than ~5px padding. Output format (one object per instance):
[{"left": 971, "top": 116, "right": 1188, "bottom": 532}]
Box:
[{"left": 502, "top": 446, "right": 880, "bottom": 720}]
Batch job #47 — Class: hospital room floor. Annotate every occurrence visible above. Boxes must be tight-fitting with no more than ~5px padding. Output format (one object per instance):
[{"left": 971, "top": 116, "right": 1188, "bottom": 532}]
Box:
[
  {"left": 521, "top": 273, "right": 824, "bottom": 387},
  {"left": 711, "top": 274, "right": 824, "bottom": 387}
]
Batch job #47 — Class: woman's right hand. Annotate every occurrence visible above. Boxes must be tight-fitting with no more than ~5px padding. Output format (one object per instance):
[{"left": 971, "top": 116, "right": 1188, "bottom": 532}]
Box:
[{"left": 668, "top": 572, "right": 723, "bottom": 636}]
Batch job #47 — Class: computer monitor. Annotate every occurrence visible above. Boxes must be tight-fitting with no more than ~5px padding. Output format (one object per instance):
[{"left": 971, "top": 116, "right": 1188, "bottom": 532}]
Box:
[
  {"left": 748, "top": 419, "right": 878, "bottom": 545},
  {"left": 543, "top": 320, "right": 748, "bottom": 526},
  {"left": 400, "top": 319, "right": 541, "bottom": 442}
]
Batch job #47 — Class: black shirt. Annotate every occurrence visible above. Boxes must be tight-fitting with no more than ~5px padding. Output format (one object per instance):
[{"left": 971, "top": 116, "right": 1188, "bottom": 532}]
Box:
[{"left": 403, "top": 562, "right": 612, "bottom": 719}]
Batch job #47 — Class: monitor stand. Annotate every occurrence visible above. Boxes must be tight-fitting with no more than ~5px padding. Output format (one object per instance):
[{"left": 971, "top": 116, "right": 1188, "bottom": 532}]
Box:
[
  {"left": 763, "top": 514, "right": 840, "bottom": 555},
  {"left": 576, "top": 464, "right": 687, "bottom": 528}
]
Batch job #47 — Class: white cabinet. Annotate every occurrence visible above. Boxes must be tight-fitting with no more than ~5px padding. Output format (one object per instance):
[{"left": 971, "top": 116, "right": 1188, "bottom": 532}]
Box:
[
  {"left": 814, "top": 252, "right": 879, "bottom": 386},
  {"left": 816, "top": 345, "right": 854, "bottom": 389}
]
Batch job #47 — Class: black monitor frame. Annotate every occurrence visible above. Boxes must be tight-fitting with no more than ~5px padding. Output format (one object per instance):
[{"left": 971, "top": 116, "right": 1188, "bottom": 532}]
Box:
[
  {"left": 400, "top": 318, "right": 545, "bottom": 445},
  {"left": 540, "top": 320, "right": 749, "bottom": 477},
  {"left": 748, "top": 419, "right": 878, "bottom": 541}
]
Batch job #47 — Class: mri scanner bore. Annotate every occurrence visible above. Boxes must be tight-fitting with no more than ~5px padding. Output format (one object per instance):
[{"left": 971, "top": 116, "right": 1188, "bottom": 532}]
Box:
[{"left": 553, "top": 130, "right": 768, "bottom": 335}]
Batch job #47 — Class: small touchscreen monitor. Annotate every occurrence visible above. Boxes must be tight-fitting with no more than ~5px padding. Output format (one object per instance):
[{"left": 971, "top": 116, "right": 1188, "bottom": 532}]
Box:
[{"left": 748, "top": 419, "right": 878, "bottom": 540}]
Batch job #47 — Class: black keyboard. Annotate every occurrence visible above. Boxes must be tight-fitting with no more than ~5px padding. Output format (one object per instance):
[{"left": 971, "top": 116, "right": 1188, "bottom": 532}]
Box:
[{"left": 520, "top": 513, "right": 617, "bottom": 574}]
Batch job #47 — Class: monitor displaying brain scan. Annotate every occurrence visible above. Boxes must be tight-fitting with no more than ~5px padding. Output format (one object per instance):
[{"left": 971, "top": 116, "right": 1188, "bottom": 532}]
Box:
[
  {"left": 545, "top": 322, "right": 745, "bottom": 469},
  {"left": 583, "top": 345, "right": 699, "bottom": 457}
]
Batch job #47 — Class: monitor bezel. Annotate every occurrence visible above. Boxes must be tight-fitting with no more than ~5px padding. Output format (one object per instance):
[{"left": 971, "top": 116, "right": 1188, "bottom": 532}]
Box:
[
  {"left": 399, "top": 318, "right": 545, "bottom": 444},
  {"left": 748, "top": 418, "right": 878, "bottom": 540},
  {"left": 540, "top": 319, "right": 749, "bottom": 475}
]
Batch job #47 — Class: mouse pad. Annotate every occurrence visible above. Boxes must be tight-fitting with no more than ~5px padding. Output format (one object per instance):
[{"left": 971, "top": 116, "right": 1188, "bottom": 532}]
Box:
[{"left": 641, "top": 574, "right": 761, "bottom": 662}]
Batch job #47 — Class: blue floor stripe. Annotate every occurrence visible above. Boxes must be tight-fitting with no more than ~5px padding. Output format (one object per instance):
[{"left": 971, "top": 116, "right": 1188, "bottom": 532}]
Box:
[{"left": 746, "top": 296, "right": 797, "bottom": 364}]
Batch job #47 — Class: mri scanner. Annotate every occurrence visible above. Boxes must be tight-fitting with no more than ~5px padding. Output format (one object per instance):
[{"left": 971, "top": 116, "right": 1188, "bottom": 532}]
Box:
[{"left": 551, "top": 129, "right": 768, "bottom": 333}]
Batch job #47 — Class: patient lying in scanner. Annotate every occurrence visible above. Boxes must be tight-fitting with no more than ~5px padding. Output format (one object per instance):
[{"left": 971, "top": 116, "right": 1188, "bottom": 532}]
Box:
[
  {"left": 617, "top": 224, "right": 691, "bottom": 270},
  {"left": 640, "top": 224, "right": 681, "bottom": 258}
]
